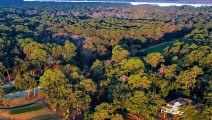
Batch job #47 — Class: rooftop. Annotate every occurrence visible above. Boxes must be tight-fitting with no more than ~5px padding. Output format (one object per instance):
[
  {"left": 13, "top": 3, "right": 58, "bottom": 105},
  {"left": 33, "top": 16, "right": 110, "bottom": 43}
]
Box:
[
  {"left": 168, "top": 97, "right": 193, "bottom": 106},
  {"left": 162, "top": 97, "right": 195, "bottom": 111}
]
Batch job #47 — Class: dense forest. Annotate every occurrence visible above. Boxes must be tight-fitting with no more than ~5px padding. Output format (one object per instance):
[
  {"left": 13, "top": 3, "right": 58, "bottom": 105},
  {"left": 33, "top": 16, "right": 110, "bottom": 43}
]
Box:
[{"left": 0, "top": 1, "right": 211, "bottom": 120}]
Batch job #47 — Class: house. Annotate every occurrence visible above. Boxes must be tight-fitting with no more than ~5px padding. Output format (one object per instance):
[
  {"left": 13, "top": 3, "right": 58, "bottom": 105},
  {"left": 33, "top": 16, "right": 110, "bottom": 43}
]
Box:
[{"left": 161, "top": 98, "right": 195, "bottom": 115}]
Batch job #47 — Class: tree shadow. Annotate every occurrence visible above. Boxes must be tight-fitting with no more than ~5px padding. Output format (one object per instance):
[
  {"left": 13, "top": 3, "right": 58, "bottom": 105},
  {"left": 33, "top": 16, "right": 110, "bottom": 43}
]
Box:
[
  {"left": 162, "top": 27, "right": 194, "bottom": 41},
  {"left": 145, "top": 27, "right": 194, "bottom": 47},
  {"left": 118, "top": 27, "right": 194, "bottom": 56},
  {"left": 118, "top": 38, "right": 147, "bottom": 56}
]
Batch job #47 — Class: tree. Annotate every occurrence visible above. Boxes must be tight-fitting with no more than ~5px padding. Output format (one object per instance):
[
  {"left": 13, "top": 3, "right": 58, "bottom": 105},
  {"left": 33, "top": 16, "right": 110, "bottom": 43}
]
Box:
[
  {"left": 122, "top": 91, "right": 164, "bottom": 119},
  {"left": 62, "top": 40, "right": 76, "bottom": 61},
  {"left": 163, "top": 64, "right": 178, "bottom": 79},
  {"left": 0, "top": 62, "right": 5, "bottom": 84},
  {"left": 39, "top": 69, "right": 68, "bottom": 87},
  {"left": 150, "top": 73, "right": 180, "bottom": 97},
  {"left": 14, "top": 74, "right": 23, "bottom": 90},
  {"left": 28, "top": 49, "right": 48, "bottom": 65},
  {"left": 200, "top": 53, "right": 212, "bottom": 69},
  {"left": 22, "top": 41, "right": 48, "bottom": 72},
  {"left": 198, "top": 106, "right": 212, "bottom": 120},
  {"left": 72, "top": 90, "right": 91, "bottom": 119},
  {"left": 128, "top": 74, "right": 151, "bottom": 90},
  {"left": 52, "top": 45, "right": 63, "bottom": 59},
  {"left": 39, "top": 69, "right": 73, "bottom": 112},
  {"left": 62, "top": 64, "right": 85, "bottom": 84},
  {"left": 92, "top": 103, "right": 124, "bottom": 120},
  {"left": 78, "top": 79, "right": 97, "bottom": 95},
  {"left": 176, "top": 66, "right": 203, "bottom": 90},
  {"left": 180, "top": 48, "right": 209, "bottom": 67},
  {"left": 112, "top": 45, "right": 130, "bottom": 63},
  {"left": 144, "top": 52, "right": 165, "bottom": 68},
  {"left": 168, "top": 41, "right": 183, "bottom": 54},
  {"left": 180, "top": 105, "right": 199, "bottom": 120},
  {"left": 28, "top": 77, "right": 38, "bottom": 96},
  {"left": 204, "top": 80, "right": 212, "bottom": 105},
  {"left": 23, "top": 42, "right": 45, "bottom": 58},
  {"left": 0, "top": 87, "right": 4, "bottom": 99},
  {"left": 122, "top": 57, "right": 145, "bottom": 74},
  {"left": 57, "top": 90, "right": 91, "bottom": 120},
  {"left": 90, "top": 59, "right": 104, "bottom": 80},
  {"left": 57, "top": 93, "right": 76, "bottom": 119},
  {"left": 14, "top": 73, "right": 37, "bottom": 97}
]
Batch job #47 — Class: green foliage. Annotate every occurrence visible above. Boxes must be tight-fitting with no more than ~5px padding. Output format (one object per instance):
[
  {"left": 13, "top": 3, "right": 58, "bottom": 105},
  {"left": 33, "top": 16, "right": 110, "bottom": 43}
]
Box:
[
  {"left": 128, "top": 74, "right": 151, "bottom": 90},
  {"left": 39, "top": 69, "right": 72, "bottom": 110},
  {"left": 150, "top": 73, "right": 180, "bottom": 97},
  {"left": 14, "top": 73, "right": 37, "bottom": 91},
  {"left": 62, "top": 40, "right": 76, "bottom": 61},
  {"left": 144, "top": 52, "right": 165, "bottom": 68},
  {"left": 0, "top": 2, "right": 211, "bottom": 120},
  {"left": 180, "top": 105, "right": 199, "bottom": 120},
  {"left": 199, "top": 53, "right": 212, "bottom": 68},
  {"left": 40, "top": 69, "right": 68, "bottom": 87},
  {"left": 122, "top": 91, "right": 164, "bottom": 119},
  {"left": 176, "top": 66, "right": 203, "bottom": 89},
  {"left": 198, "top": 106, "right": 212, "bottom": 120},
  {"left": 163, "top": 64, "right": 178, "bottom": 79},
  {"left": 122, "top": 57, "right": 145, "bottom": 73},
  {"left": 112, "top": 45, "right": 130, "bottom": 63},
  {"left": 90, "top": 59, "right": 105, "bottom": 80},
  {"left": 79, "top": 79, "right": 97, "bottom": 95},
  {"left": 204, "top": 80, "right": 212, "bottom": 105},
  {"left": 92, "top": 103, "right": 124, "bottom": 120},
  {"left": 0, "top": 87, "right": 4, "bottom": 98},
  {"left": 0, "top": 62, "right": 5, "bottom": 82}
]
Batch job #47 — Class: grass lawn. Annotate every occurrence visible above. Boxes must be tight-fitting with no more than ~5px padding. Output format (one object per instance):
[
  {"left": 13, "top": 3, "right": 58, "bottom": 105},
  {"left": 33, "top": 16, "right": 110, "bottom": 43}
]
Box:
[
  {"left": 10, "top": 105, "right": 42, "bottom": 114},
  {"left": 142, "top": 41, "right": 173, "bottom": 54}
]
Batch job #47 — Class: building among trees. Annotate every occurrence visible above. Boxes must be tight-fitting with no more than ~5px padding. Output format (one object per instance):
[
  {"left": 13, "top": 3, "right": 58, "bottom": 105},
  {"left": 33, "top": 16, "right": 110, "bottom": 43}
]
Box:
[{"left": 161, "top": 98, "right": 195, "bottom": 115}]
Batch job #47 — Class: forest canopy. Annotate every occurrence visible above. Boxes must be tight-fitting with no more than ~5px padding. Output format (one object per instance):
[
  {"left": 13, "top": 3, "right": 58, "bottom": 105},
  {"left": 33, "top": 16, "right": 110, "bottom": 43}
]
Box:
[{"left": 0, "top": 1, "right": 211, "bottom": 120}]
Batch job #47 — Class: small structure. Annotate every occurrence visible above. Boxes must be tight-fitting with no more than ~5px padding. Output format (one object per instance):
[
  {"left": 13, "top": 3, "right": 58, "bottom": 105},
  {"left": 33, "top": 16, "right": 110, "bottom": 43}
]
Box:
[{"left": 161, "top": 98, "right": 194, "bottom": 115}]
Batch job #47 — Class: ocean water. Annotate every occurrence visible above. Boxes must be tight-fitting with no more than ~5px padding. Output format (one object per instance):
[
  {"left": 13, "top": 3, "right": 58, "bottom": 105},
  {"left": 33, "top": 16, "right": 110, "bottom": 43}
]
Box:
[
  {"left": 129, "top": 2, "right": 212, "bottom": 7},
  {"left": 23, "top": 0, "right": 212, "bottom": 7}
]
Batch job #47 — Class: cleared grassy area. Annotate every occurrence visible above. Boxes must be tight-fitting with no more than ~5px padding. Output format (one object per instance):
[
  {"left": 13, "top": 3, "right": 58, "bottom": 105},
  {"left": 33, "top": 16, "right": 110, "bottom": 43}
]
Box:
[
  {"left": 142, "top": 41, "right": 173, "bottom": 54},
  {"left": 10, "top": 105, "right": 42, "bottom": 114}
]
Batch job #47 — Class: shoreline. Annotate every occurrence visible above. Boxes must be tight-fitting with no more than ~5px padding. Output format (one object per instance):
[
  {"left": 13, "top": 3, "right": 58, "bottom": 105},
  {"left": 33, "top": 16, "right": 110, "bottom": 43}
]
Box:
[{"left": 23, "top": 0, "right": 212, "bottom": 7}]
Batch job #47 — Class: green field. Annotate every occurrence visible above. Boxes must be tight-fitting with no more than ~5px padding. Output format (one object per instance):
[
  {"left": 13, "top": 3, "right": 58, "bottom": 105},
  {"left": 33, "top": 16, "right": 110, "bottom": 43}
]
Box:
[
  {"left": 142, "top": 41, "right": 173, "bottom": 54},
  {"left": 10, "top": 105, "right": 42, "bottom": 114}
]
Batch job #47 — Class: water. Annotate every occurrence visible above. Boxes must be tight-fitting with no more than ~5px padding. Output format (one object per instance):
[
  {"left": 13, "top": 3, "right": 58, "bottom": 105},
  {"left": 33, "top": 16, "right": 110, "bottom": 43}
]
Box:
[
  {"left": 3, "top": 91, "right": 28, "bottom": 98},
  {"left": 23, "top": 0, "right": 212, "bottom": 7},
  {"left": 3, "top": 87, "right": 41, "bottom": 99},
  {"left": 0, "top": 81, "right": 15, "bottom": 88},
  {"left": 129, "top": 2, "right": 212, "bottom": 7}
]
